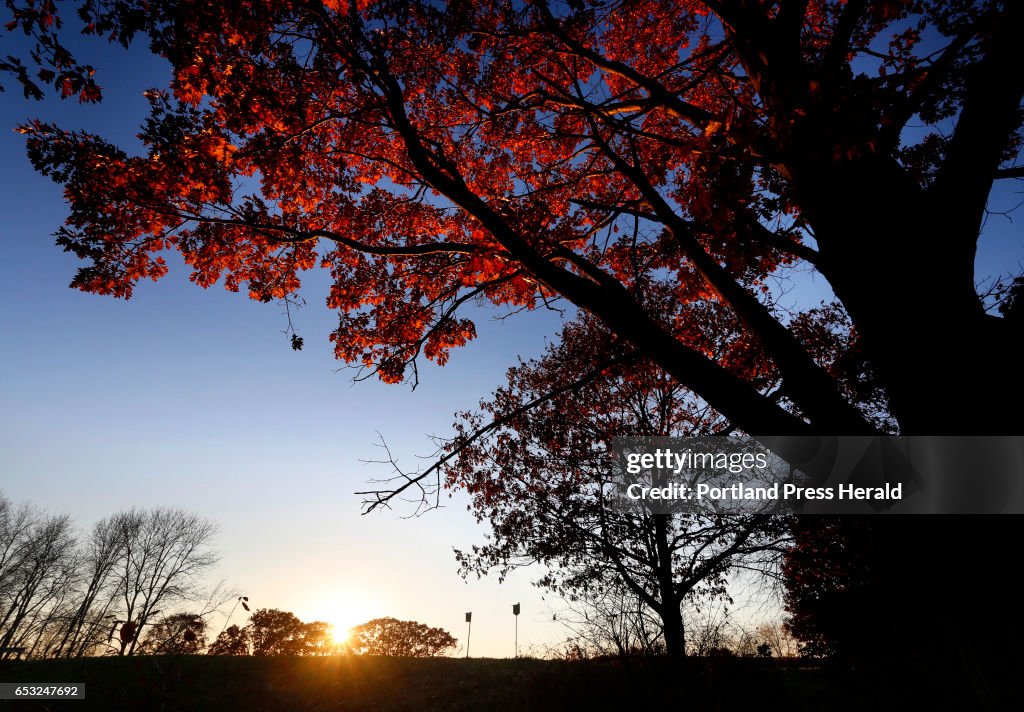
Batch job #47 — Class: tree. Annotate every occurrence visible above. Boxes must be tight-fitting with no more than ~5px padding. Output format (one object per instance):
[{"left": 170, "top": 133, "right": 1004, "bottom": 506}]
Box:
[
  {"left": 4, "top": 1, "right": 1020, "bottom": 443},
  {"left": 0, "top": 494, "right": 225, "bottom": 659},
  {"left": 753, "top": 621, "right": 800, "bottom": 659},
  {"left": 298, "top": 620, "right": 335, "bottom": 656},
  {"left": 781, "top": 516, "right": 926, "bottom": 660},
  {"left": 348, "top": 617, "right": 456, "bottom": 657},
  {"left": 0, "top": 493, "right": 78, "bottom": 660},
  {"left": 549, "top": 579, "right": 667, "bottom": 658},
  {"left": 44, "top": 516, "right": 127, "bottom": 659},
  {"left": 447, "top": 314, "right": 791, "bottom": 657},
  {"left": 107, "top": 508, "right": 219, "bottom": 655},
  {"left": 247, "top": 608, "right": 332, "bottom": 656},
  {"left": 207, "top": 624, "right": 251, "bottom": 656},
  {"left": 140, "top": 612, "right": 207, "bottom": 655},
  {"left": 207, "top": 609, "right": 332, "bottom": 656}
]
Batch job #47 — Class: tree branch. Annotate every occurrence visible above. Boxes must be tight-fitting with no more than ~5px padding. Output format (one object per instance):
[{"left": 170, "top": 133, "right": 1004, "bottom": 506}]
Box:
[
  {"left": 357, "top": 351, "right": 640, "bottom": 512},
  {"left": 584, "top": 117, "right": 872, "bottom": 433},
  {"left": 932, "top": 3, "right": 1024, "bottom": 237}
]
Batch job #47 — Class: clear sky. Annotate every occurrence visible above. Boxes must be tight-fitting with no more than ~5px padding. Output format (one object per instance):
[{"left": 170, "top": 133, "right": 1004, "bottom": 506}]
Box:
[
  {"left": 0, "top": 36, "right": 569, "bottom": 658},
  {"left": 2, "top": 24, "right": 1021, "bottom": 659}
]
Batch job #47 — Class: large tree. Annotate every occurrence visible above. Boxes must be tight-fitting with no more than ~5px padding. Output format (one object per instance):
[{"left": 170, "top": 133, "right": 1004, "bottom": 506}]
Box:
[
  {"left": 3, "top": 0, "right": 1020, "bottom": 446},
  {"left": 447, "top": 314, "right": 793, "bottom": 657}
]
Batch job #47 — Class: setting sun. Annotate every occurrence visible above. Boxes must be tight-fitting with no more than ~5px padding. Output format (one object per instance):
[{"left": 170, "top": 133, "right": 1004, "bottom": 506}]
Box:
[{"left": 308, "top": 588, "right": 381, "bottom": 646}]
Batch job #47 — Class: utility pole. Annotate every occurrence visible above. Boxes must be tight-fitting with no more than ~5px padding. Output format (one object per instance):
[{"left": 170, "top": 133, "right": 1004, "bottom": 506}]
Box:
[{"left": 465, "top": 612, "right": 472, "bottom": 659}]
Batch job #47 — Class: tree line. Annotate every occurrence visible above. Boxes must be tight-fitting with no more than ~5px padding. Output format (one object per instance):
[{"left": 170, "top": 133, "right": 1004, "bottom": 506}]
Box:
[
  {"left": 208, "top": 614, "right": 456, "bottom": 658},
  {"left": 1, "top": 493, "right": 459, "bottom": 659},
  {"left": 0, "top": 491, "right": 219, "bottom": 659}
]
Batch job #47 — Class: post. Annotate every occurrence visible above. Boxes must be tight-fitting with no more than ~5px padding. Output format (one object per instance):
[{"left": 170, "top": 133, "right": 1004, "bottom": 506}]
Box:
[
  {"left": 512, "top": 603, "right": 520, "bottom": 658},
  {"left": 465, "top": 612, "right": 472, "bottom": 659}
]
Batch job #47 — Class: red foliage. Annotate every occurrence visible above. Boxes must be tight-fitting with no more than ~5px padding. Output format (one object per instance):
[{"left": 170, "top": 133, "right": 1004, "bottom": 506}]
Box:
[{"left": 6, "top": 1, "right": 1021, "bottom": 434}]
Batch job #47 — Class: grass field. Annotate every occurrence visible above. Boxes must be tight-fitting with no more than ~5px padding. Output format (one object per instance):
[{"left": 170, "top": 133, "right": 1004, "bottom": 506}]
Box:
[{"left": 0, "top": 654, "right": 1010, "bottom": 711}]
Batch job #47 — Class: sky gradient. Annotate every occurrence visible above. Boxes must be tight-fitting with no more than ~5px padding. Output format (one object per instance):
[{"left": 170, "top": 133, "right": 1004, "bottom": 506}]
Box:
[{"left": 0, "top": 36, "right": 568, "bottom": 657}]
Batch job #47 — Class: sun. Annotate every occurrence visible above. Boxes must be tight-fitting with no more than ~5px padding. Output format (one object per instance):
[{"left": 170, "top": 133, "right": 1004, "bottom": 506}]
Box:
[
  {"left": 328, "top": 625, "right": 353, "bottom": 647},
  {"left": 309, "top": 588, "right": 380, "bottom": 646}
]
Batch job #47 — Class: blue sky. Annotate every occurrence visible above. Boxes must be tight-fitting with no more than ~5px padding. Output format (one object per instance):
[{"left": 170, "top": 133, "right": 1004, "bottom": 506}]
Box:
[{"left": 0, "top": 35, "right": 568, "bottom": 656}]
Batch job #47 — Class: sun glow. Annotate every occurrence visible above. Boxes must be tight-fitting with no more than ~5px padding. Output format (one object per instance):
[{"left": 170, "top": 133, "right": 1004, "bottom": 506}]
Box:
[{"left": 309, "top": 588, "right": 380, "bottom": 647}]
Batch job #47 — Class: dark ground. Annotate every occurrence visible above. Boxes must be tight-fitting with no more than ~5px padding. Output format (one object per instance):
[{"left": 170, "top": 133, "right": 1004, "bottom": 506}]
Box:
[{"left": 0, "top": 654, "right": 1012, "bottom": 711}]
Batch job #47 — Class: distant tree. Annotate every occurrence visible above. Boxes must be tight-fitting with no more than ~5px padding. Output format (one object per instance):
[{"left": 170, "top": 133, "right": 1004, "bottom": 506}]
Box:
[
  {"left": 349, "top": 618, "right": 456, "bottom": 658},
  {"left": 247, "top": 608, "right": 332, "bottom": 656},
  {"left": 685, "top": 600, "right": 738, "bottom": 658},
  {"left": 248, "top": 608, "right": 306, "bottom": 656},
  {"left": 107, "top": 508, "right": 220, "bottom": 655},
  {"left": 45, "top": 517, "right": 126, "bottom": 658},
  {"left": 0, "top": 494, "right": 226, "bottom": 659},
  {"left": 298, "top": 620, "right": 334, "bottom": 656},
  {"left": 141, "top": 613, "right": 207, "bottom": 655},
  {"left": 753, "top": 621, "right": 800, "bottom": 659},
  {"left": 551, "top": 580, "right": 666, "bottom": 658},
  {"left": 207, "top": 624, "right": 250, "bottom": 656},
  {"left": 0, "top": 493, "right": 77, "bottom": 660},
  {"left": 206, "top": 609, "right": 333, "bottom": 656}
]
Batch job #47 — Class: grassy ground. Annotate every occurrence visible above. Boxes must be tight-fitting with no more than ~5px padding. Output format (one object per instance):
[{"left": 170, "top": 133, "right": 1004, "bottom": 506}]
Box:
[{"left": 0, "top": 654, "right": 1010, "bottom": 711}]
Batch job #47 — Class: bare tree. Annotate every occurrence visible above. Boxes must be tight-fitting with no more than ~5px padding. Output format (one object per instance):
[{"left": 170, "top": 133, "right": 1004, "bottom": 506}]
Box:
[
  {"left": 0, "top": 494, "right": 77, "bottom": 659},
  {"left": 753, "top": 621, "right": 800, "bottom": 659},
  {"left": 43, "top": 517, "right": 126, "bottom": 658},
  {"left": 0, "top": 495, "right": 223, "bottom": 659},
  {"left": 550, "top": 583, "right": 666, "bottom": 658},
  {"left": 685, "top": 599, "right": 738, "bottom": 657},
  {"left": 107, "top": 508, "right": 219, "bottom": 656}
]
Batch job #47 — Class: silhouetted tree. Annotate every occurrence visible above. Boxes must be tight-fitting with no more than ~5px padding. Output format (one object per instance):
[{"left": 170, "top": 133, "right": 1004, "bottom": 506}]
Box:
[
  {"left": 45, "top": 517, "right": 126, "bottom": 658},
  {"left": 0, "top": 494, "right": 226, "bottom": 659},
  {"left": 141, "top": 613, "right": 207, "bottom": 655},
  {"left": 3, "top": 1, "right": 1020, "bottom": 444},
  {"left": 108, "top": 508, "right": 219, "bottom": 655},
  {"left": 247, "top": 608, "right": 332, "bottom": 656},
  {"left": 207, "top": 624, "right": 250, "bottom": 656},
  {"left": 550, "top": 581, "right": 666, "bottom": 658},
  {"left": 753, "top": 621, "right": 800, "bottom": 659},
  {"left": 349, "top": 618, "right": 456, "bottom": 658},
  {"left": 449, "top": 315, "right": 792, "bottom": 657},
  {"left": 0, "top": 493, "right": 77, "bottom": 659},
  {"left": 248, "top": 608, "right": 306, "bottom": 656},
  {"left": 782, "top": 517, "right": 920, "bottom": 659},
  {"left": 4, "top": 0, "right": 1023, "bottom": 670}
]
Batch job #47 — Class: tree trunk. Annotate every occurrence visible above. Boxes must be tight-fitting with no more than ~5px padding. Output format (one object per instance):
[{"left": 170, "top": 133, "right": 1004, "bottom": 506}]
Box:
[
  {"left": 653, "top": 513, "right": 685, "bottom": 657},
  {"left": 797, "top": 157, "right": 1024, "bottom": 434}
]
